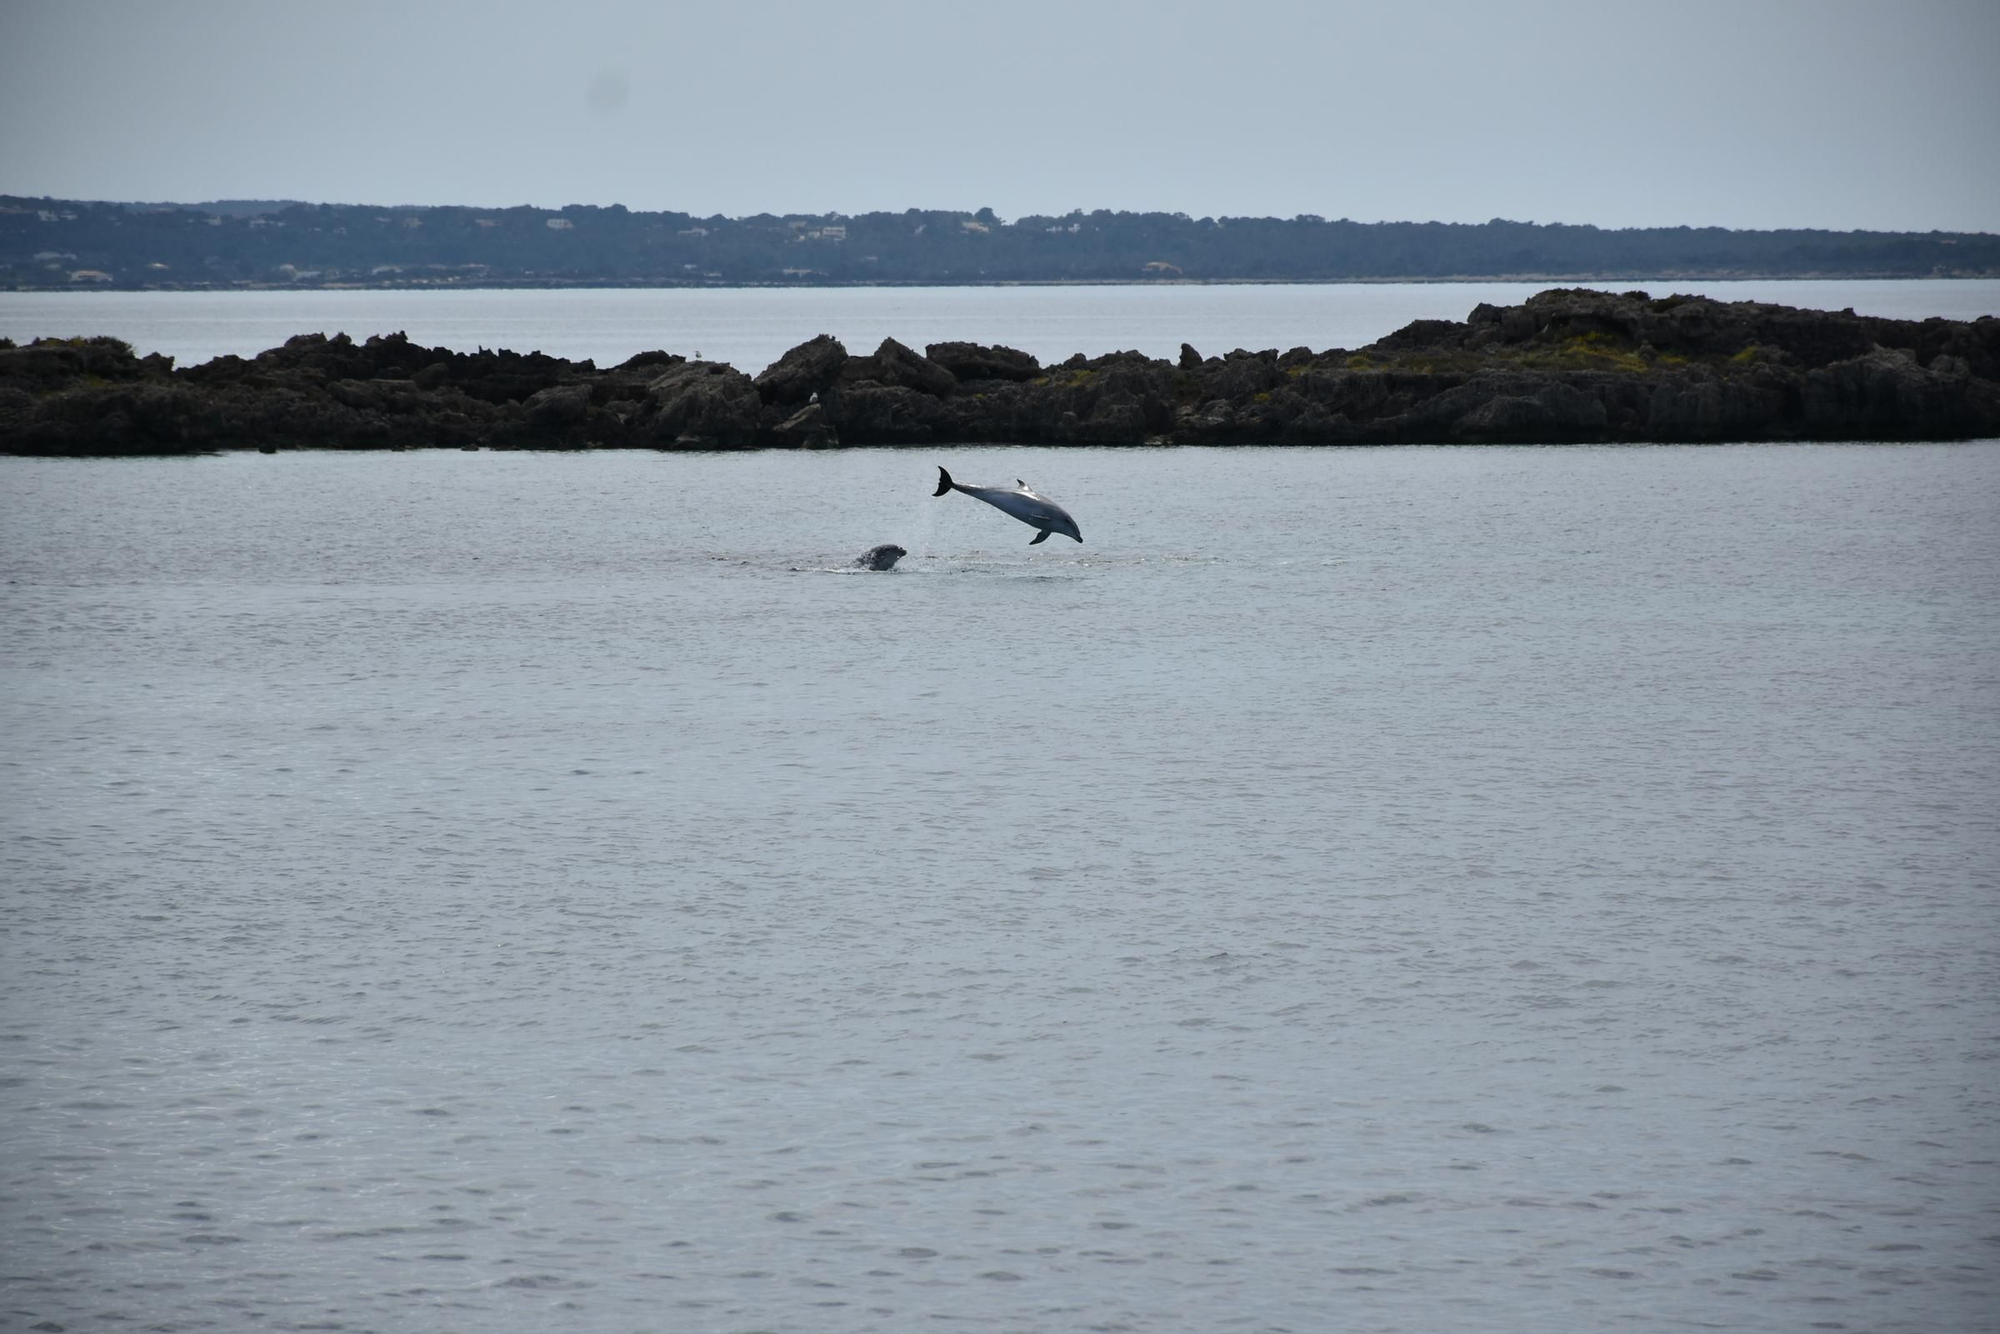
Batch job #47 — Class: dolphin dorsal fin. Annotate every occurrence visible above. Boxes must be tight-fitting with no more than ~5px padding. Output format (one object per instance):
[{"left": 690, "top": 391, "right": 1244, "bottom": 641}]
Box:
[{"left": 1017, "top": 479, "right": 1028, "bottom": 488}]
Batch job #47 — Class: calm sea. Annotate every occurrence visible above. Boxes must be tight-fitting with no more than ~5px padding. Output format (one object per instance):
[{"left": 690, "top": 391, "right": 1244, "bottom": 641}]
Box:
[
  {"left": 4, "top": 433, "right": 1998, "bottom": 1333},
  {"left": 2, "top": 278, "right": 1997, "bottom": 371}
]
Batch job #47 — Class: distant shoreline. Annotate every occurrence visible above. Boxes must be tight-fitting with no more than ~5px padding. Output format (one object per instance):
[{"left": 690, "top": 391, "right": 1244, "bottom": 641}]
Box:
[
  {"left": 8, "top": 272, "right": 1996, "bottom": 295},
  {"left": 8, "top": 196, "right": 1994, "bottom": 292}
]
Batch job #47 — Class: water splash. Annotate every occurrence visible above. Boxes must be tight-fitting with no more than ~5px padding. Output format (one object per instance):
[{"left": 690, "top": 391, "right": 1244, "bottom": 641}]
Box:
[{"left": 905, "top": 492, "right": 942, "bottom": 565}]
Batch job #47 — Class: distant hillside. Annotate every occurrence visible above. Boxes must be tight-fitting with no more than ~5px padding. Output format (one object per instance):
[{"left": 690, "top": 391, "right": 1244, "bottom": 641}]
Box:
[
  {"left": 125, "top": 199, "right": 312, "bottom": 218},
  {"left": 4, "top": 196, "right": 1996, "bottom": 290}
]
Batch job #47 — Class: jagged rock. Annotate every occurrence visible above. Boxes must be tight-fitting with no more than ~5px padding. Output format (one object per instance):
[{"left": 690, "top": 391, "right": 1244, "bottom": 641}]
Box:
[
  {"left": 1177, "top": 398, "right": 1237, "bottom": 439},
  {"left": 1077, "top": 393, "right": 1148, "bottom": 442},
  {"left": 822, "top": 382, "right": 946, "bottom": 442},
  {"left": 1029, "top": 351, "right": 1176, "bottom": 443},
  {"left": 1284, "top": 402, "right": 1355, "bottom": 443},
  {"left": 1802, "top": 345, "right": 1971, "bottom": 439},
  {"left": 0, "top": 336, "right": 152, "bottom": 387},
  {"left": 1189, "top": 349, "right": 1282, "bottom": 401},
  {"left": 1453, "top": 383, "right": 1611, "bottom": 441},
  {"left": 361, "top": 331, "right": 455, "bottom": 379},
  {"left": 525, "top": 382, "right": 593, "bottom": 428},
  {"left": 0, "top": 385, "right": 33, "bottom": 431},
  {"left": 640, "top": 362, "right": 762, "bottom": 447},
  {"left": 1373, "top": 319, "right": 1468, "bottom": 352},
  {"left": 1643, "top": 372, "right": 1783, "bottom": 440},
  {"left": 844, "top": 338, "right": 957, "bottom": 397},
  {"left": 935, "top": 380, "right": 1043, "bottom": 439},
  {"left": 925, "top": 341, "right": 1041, "bottom": 382},
  {"left": 1178, "top": 342, "right": 1203, "bottom": 370},
  {"left": 754, "top": 334, "right": 847, "bottom": 406},
  {"left": 617, "top": 349, "right": 683, "bottom": 373},
  {"left": 771, "top": 401, "right": 838, "bottom": 448}
]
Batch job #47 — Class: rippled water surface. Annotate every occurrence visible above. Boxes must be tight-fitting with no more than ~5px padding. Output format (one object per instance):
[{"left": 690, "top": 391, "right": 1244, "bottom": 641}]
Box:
[{"left": 3, "top": 443, "right": 1998, "bottom": 1333}]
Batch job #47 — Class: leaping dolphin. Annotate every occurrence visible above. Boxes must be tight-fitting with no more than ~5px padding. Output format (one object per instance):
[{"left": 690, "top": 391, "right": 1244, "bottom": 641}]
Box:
[{"left": 932, "top": 467, "right": 1082, "bottom": 545}]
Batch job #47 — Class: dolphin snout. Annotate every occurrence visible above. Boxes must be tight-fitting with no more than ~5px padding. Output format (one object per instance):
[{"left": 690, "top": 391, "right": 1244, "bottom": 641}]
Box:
[{"left": 857, "top": 544, "right": 907, "bottom": 570}]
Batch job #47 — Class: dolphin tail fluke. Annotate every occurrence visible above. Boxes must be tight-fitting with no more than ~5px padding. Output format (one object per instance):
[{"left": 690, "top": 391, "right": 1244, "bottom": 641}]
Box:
[
  {"left": 1029, "top": 528, "right": 1051, "bottom": 545},
  {"left": 933, "top": 466, "right": 954, "bottom": 497}
]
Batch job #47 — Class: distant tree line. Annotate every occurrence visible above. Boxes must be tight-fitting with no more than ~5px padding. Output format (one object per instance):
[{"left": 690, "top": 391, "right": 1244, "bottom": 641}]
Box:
[{"left": 4, "top": 196, "right": 1995, "bottom": 290}]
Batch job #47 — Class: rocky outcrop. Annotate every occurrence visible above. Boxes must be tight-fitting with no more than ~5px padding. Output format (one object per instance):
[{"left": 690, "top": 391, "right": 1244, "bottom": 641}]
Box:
[
  {"left": 924, "top": 341, "right": 1041, "bottom": 383},
  {"left": 4, "top": 290, "right": 1997, "bottom": 455},
  {"left": 770, "top": 402, "right": 837, "bottom": 448},
  {"left": 752, "top": 333, "right": 846, "bottom": 407},
  {"left": 843, "top": 338, "right": 958, "bottom": 398},
  {"left": 637, "top": 361, "right": 764, "bottom": 448}
]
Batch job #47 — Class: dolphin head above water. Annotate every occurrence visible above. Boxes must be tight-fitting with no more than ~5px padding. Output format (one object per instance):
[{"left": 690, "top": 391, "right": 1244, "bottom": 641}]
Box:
[
  {"left": 855, "top": 543, "right": 907, "bottom": 570},
  {"left": 933, "top": 466, "right": 1082, "bottom": 545}
]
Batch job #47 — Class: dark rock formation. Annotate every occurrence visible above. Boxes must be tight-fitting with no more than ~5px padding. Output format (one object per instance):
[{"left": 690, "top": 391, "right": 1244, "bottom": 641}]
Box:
[
  {"left": 843, "top": 337, "right": 958, "bottom": 399},
  {"left": 753, "top": 333, "right": 846, "bottom": 407},
  {"left": 771, "top": 402, "right": 837, "bottom": 448},
  {"left": 4, "top": 289, "right": 1997, "bottom": 455},
  {"left": 924, "top": 341, "right": 1041, "bottom": 383},
  {"left": 639, "top": 360, "right": 764, "bottom": 448}
]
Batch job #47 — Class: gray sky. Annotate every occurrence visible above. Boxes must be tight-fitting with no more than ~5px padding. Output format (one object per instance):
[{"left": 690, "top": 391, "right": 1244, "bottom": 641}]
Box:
[{"left": 3, "top": 0, "right": 1997, "bottom": 231}]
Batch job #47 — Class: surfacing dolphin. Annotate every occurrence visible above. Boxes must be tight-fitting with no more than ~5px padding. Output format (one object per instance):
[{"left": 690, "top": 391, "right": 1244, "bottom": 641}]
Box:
[
  {"left": 855, "top": 544, "right": 907, "bottom": 570},
  {"left": 932, "top": 467, "right": 1082, "bottom": 545}
]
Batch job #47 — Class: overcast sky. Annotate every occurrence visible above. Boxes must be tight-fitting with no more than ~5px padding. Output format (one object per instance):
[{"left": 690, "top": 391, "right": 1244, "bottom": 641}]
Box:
[{"left": 3, "top": 0, "right": 1996, "bottom": 232}]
